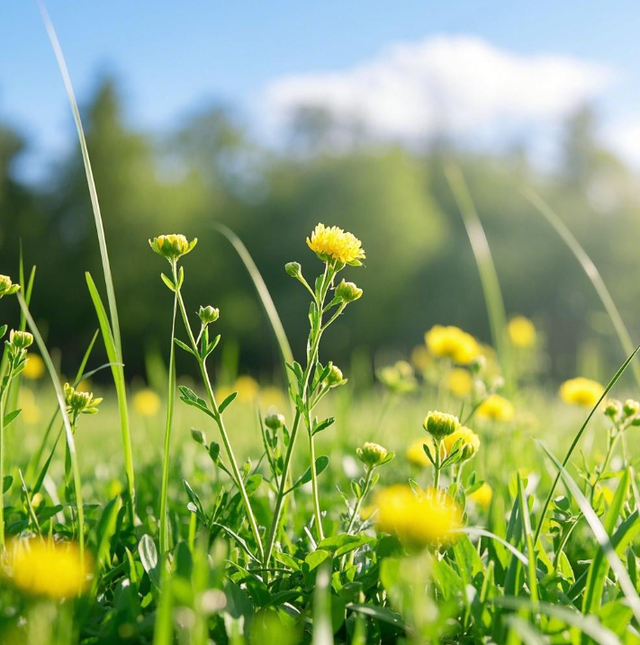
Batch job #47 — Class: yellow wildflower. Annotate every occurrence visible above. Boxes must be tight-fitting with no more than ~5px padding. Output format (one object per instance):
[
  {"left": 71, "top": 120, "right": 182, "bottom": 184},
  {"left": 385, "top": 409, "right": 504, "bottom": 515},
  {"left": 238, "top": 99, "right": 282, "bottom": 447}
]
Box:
[
  {"left": 235, "top": 375, "right": 260, "bottom": 403},
  {"left": 447, "top": 368, "right": 473, "bottom": 398},
  {"left": 560, "top": 377, "right": 604, "bottom": 407},
  {"left": 149, "top": 234, "right": 197, "bottom": 262},
  {"left": 133, "top": 389, "right": 161, "bottom": 417},
  {"left": 375, "top": 485, "right": 462, "bottom": 549},
  {"left": 442, "top": 426, "right": 480, "bottom": 461},
  {"left": 423, "top": 410, "right": 460, "bottom": 440},
  {"left": 259, "top": 386, "right": 285, "bottom": 409},
  {"left": 477, "top": 394, "right": 515, "bottom": 422},
  {"left": 18, "top": 388, "right": 40, "bottom": 424},
  {"left": 3, "top": 540, "right": 92, "bottom": 599},
  {"left": 425, "top": 325, "right": 480, "bottom": 365},
  {"left": 411, "top": 345, "right": 431, "bottom": 371},
  {"left": 469, "top": 482, "right": 493, "bottom": 508},
  {"left": 22, "top": 353, "right": 45, "bottom": 380},
  {"left": 407, "top": 438, "right": 433, "bottom": 468},
  {"left": 306, "top": 223, "right": 365, "bottom": 266},
  {"left": 508, "top": 316, "right": 537, "bottom": 348}
]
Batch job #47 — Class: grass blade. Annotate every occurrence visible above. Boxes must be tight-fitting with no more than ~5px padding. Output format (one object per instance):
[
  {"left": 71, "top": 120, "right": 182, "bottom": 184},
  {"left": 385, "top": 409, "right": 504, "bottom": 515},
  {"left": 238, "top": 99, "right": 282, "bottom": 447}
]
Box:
[
  {"left": 213, "top": 223, "right": 294, "bottom": 389},
  {"left": 445, "top": 163, "right": 511, "bottom": 386},
  {"left": 534, "top": 343, "right": 640, "bottom": 544},
  {"left": 312, "top": 561, "right": 334, "bottom": 645},
  {"left": 18, "top": 294, "right": 86, "bottom": 562},
  {"left": 517, "top": 474, "right": 539, "bottom": 610},
  {"left": 523, "top": 188, "right": 640, "bottom": 390},
  {"left": 538, "top": 441, "right": 640, "bottom": 624}
]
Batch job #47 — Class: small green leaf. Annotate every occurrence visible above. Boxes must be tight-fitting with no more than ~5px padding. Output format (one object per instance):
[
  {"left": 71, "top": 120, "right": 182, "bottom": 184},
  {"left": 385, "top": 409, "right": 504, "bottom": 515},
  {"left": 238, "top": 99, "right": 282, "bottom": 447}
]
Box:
[{"left": 219, "top": 391, "right": 237, "bottom": 414}]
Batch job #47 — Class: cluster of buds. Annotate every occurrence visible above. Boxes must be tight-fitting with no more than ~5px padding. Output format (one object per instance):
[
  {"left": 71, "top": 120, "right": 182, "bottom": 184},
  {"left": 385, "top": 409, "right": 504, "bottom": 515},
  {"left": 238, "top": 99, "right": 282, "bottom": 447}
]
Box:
[
  {"left": 64, "top": 382, "right": 103, "bottom": 424},
  {"left": 605, "top": 397, "right": 640, "bottom": 427},
  {"left": 377, "top": 360, "right": 417, "bottom": 395},
  {"left": 4, "top": 330, "right": 34, "bottom": 366},
  {"left": 149, "top": 234, "right": 197, "bottom": 263},
  {"left": 0, "top": 275, "right": 20, "bottom": 300}
]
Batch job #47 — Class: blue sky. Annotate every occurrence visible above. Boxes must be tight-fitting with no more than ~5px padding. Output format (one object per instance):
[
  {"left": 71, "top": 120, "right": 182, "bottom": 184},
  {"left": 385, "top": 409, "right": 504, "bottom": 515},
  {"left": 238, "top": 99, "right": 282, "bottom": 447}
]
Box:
[{"left": 2, "top": 1, "right": 640, "bottom": 179}]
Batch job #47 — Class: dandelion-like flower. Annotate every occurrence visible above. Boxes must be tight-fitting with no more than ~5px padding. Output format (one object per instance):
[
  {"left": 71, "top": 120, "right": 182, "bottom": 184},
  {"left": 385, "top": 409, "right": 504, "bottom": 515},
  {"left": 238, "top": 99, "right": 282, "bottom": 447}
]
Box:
[
  {"left": 477, "top": 394, "right": 515, "bottom": 422},
  {"left": 425, "top": 325, "right": 480, "bottom": 365},
  {"left": 559, "top": 377, "right": 604, "bottom": 407},
  {"left": 149, "top": 234, "right": 197, "bottom": 262},
  {"left": 133, "top": 388, "right": 161, "bottom": 417},
  {"left": 447, "top": 368, "right": 473, "bottom": 398},
  {"left": 442, "top": 426, "right": 480, "bottom": 461},
  {"left": 3, "top": 539, "right": 92, "bottom": 599},
  {"left": 508, "top": 316, "right": 537, "bottom": 348},
  {"left": 306, "top": 223, "right": 365, "bottom": 266},
  {"left": 374, "top": 485, "right": 462, "bottom": 549}
]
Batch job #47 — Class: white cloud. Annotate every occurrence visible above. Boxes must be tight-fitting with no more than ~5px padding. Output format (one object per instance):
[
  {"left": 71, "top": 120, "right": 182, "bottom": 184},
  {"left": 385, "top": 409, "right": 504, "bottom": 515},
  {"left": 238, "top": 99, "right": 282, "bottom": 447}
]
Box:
[
  {"left": 605, "top": 117, "right": 640, "bottom": 168},
  {"left": 265, "top": 35, "right": 615, "bottom": 144}
]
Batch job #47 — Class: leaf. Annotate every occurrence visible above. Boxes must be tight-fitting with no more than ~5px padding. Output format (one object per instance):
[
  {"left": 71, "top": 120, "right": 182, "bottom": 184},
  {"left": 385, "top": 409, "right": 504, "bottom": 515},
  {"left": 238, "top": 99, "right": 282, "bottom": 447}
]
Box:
[
  {"left": 138, "top": 534, "right": 160, "bottom": 587},
  {"left": 317, "top": 534, "right": 374, "bottom": 557},
  {"left": 160, "top": 273, "right": 176, "bottom": 292},
  {"left": 286, "top": 456, "right": 330, "bottom": 494},
  {"left": 219, "top": 391, "right": 238, "bottom": 414},
  {"left": 174, "top": 338, "right": 196, "bottom": 356},
  {"left": 3, "top": 409, "right": 21, "bottom": 427},
  {"left": 191, "top": 428, "right": 206, "bottom": 445},
  {"left": 313, "top": 417, "right": 335, "bottom": 436},
  {"left": 305, "top": 549, "right": 331, "bottom": 572},
  {"left": 3, "top": 475, "right": 12, "bottom": 493},
  {"left": 346, "top": 603, "right": 406, "bottom": 630},
  {"left": 245, "top": 474, "right": 263, "bottom": 496}
]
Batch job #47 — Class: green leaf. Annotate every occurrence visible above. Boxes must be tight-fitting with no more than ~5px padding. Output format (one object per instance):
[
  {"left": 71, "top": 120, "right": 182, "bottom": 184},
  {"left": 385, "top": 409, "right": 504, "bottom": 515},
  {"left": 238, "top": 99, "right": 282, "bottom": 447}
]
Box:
[
  {"left": 346, "top": 603, "right": 405, "bottom": 630},
  {"left": 3, "top": 409, "right": 21, "bottom": 427},
  {"left": 3, "top": 475, "right": 13, "bottom": 493},
  {"left": 312, "top": 417, "right": 335, "bottom": 436},
  {"left": 286, "top": 456, "right": 330, "bottom": 494},
  {"left": 219, "top": 391, "right": 238, "bottom": 414},
  {"left": 191, "top": 428, "right": 206, "bottom": 445},
  {"left": 160, "top": 273, "right": 175, "bottom": 292},
  {"left": 174, "top": 338, "right": 195, "bottom": 356},
  {"left": 138, "top": 534, "right": 160, "bottom": 588},
  {"left": 305, "top": 549, "right": 331, "bottom": 572}
]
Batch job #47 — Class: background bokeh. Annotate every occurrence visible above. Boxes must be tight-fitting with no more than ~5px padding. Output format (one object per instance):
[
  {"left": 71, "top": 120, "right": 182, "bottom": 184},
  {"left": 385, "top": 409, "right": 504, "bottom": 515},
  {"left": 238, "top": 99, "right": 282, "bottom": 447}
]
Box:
[{"left": 1, "top": 3, "right": 640, "bottom": 385}]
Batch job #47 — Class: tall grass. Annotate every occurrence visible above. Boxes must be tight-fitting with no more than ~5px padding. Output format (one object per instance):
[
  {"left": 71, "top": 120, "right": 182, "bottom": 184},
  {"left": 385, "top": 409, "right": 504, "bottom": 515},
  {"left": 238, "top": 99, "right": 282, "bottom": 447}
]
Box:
[{"left": 38, "top": 1, "right": 136, "bottom": 520}]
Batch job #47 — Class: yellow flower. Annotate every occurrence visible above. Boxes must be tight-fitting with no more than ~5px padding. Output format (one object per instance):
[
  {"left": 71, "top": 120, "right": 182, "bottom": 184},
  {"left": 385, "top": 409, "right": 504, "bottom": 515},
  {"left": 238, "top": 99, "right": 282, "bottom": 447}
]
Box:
[
  {"left": 22, "top": 353, "right": 45, "bottom": 380},
  {"left": 3, "top": 539, "right": 92, "bottom": 599},
  {"left": 560, "top": 377, "right": 604, "bottom": 407},
  {"left": 375, "top": 485, "right": 462, "bottom": 549},
  {"left": 306, "top": 223, "right": 365, "bottom": 266},
  {"left": 442, "top": 426, "right": 480, "bottom": 461},
  {"left": 411, "top": 345, "right": 431, "bottom": 371},
  {"left": 259, "top": 386, "right": 285, "bottom": 409},
  {"left": 133, "top": 389, "right": 161, "bottom": 417},
  {"left": 425, "top": 325, "right": 480, "bottom": 365},
  {"left": 377, "top": 361, "right": 417, "bottom": 394},
  {"left": 469, "top": 482, "right": 493, "bottom": 508},
  {"left": 18, "top": 388, "right": 40, "bottom": 424},
  {"left": 423, "top": 410, "right": 460, "bottom": 440},
  {"left": 407, "top": 438, "right": 433, "bottom": 467},
  {"left": 235, "top": 375, "right": 260, "bottom": 403},
  {"left": 477, "top": 394, "right": 514, "bottom": 422},
  {"left": 149, "top": 234, "right": 197, "bottom": 262},
  {"left": 447, "top": 368, "right": 473, "bottom": 398},
  {"left": 508, "top": 316, "right": 537, "bottom": 348},
  {"left": 597, "top": 486, "right": 614, "bottom": 506}
]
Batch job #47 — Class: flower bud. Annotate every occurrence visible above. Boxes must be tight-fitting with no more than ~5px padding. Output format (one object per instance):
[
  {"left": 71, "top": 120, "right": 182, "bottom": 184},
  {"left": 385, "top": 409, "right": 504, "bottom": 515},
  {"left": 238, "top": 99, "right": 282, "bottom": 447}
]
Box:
[
  {"left": 356, "top": 442, "right": 388, "bottom": 468},
  {"left": 265, "top": 413, "right": 285, "bottom": 431},
  {"left": 0, "top": 275, "right": 20, "bottom": 299},
  {"left": 335, "top": 280, "right": 363, "bottom": 303},
  {"left": 64, "top": 383, "right": 103, "bottom": 417},
  {"left": 623, "top": 399, "right": 640, "bottom": 417},
  {"left": 423, "top": 411, "right": 460, "bottom": 441},
  {"left": 604, "top": 399, "right": 622, "bottom": 420},
  {"left": 149, "top": 234, "right": 197, "bottom": 262},
  {"left": 9, "top": 330, "right": 33, "bottom": 350},
  {"left": 326, "top": 363, "right": 345, "bottom": 387},
  {"left": 285, "top": 262, "right": 302, "bottom": 278},
  {"left": 198, "top": 305, "right": 219, "bottom": 325}
]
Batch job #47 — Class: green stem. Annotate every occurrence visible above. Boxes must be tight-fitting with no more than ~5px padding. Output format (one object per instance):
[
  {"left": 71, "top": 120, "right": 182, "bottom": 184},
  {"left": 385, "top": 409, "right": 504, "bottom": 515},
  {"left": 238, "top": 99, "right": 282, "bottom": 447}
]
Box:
[
  {"left": 0, "top": 386, "right": 6, "bottom": 549},
  {"left": 159, "top": 282, "right": 178, "bottom": 554},
  {"left": 307, "top": 411, "right": 325, "bottom": 542},
  {"left": 590, "top": 428, "right": 620, "bottom": 505},
  {"left": 174, "top": 279, "right": 264, "bottom": 561},
  {"left": 433, "top": 440, "right": 442, "bottom": 490},
  {"left": 345, "top": 467, "right": 373, "bottom": 535}
]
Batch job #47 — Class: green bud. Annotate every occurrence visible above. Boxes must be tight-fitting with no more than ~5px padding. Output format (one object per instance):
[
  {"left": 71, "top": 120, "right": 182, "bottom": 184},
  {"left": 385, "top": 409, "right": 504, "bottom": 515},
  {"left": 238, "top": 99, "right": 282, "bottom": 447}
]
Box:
[
  {"left": 623, "top": 399, "right": 640, "bottom": 417},
  {"left": 285, "top": 262, "right": 302, "bottom": 278},
  {"left": 265, "top": 413, "right": 285, "bottom": 431},
  {"left": 64, "top": 382, "right": 103, "bottom": 417},
  {"left": 198, "top": 305, "right": 220, "bottom": 325},
  {"left": 356, "top": 442, "right": 388, "bottom": 468},
  {"left": 604, "top": 399, "right": 622, "bottom": 420},
  {"left": 0, "top": 275, "right": 20, "bottom": 299},
  {"left": 335, "top": 280, "right": 363, "bottom": 303},
  {"left": 9, "top": 330, "right": 33, "bottom": 349},
  {"left": 326, "top": 363, "right": 345, "bottom": 387},
  {"left": 149, "top": 234, "right": 197, "bottom": 262},
  {"left": 423, "top": 410, "right": 460, "bottom": 441}
]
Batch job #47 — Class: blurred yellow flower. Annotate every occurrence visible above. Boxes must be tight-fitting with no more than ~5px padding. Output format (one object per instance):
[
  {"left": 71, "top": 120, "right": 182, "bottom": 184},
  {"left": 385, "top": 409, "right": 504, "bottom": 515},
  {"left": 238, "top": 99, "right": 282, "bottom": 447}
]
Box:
[
  {"left": 508, "top": 316, "right": 537, "bottom": 348},
  {"left": 235, "top": 375, "right": 260, "bottom": 403},
  {"left": 425, "top": 325, "right": 480, "bottom": 365},
  {"left": 477, "top": 394, "right": 515, "bottom": 422},
  {"left": 375, "top": 485, "right": 462, "bottom": 549},
  {"left": 469, "top": 482, "right": 493, "bottom": 508},
  {"left": 306, "top": 223, "right": 365, "bottom": 266},
  {"left": 560, "top": 377, "right": 604, "bottom": 407},
  {"left": 442, "top": 426, "right": 480, "bottom": 461},
  {"left": 18, "top": 388, "right": 40, "bottom": 424},
  {"left": 378, "top": 360, "right": 417, "bottom": 394},
  {"left": 597, "top": 486, "right": 614, "bottom": 506},
  {"left": 22, "top": 353, "right": 45, "bottom": 380},
  {"left": 447, "top": 368, "right": 473, "bottom": 398},
  {"left": 407, "top": 438, "right": 433, "bottom": 467},
  {"left": 133, "top": 389, "right": 161, "bottom": 417},
  {"left": 3, "top": 540, "right": 92, "bottom": 599},
  {"left": 259, "top": 386, "right": 285, "bottom": 409},
  {"left": 411, "top": 345, "right": 431, "bottom": 371}
]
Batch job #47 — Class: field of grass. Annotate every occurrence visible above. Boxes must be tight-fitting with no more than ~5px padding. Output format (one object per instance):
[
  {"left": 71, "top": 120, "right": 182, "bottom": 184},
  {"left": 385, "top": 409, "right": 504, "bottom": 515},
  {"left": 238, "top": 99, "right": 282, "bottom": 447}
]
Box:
[{"left": 2, "top": 9, "right": 640, "bottom": 645}]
